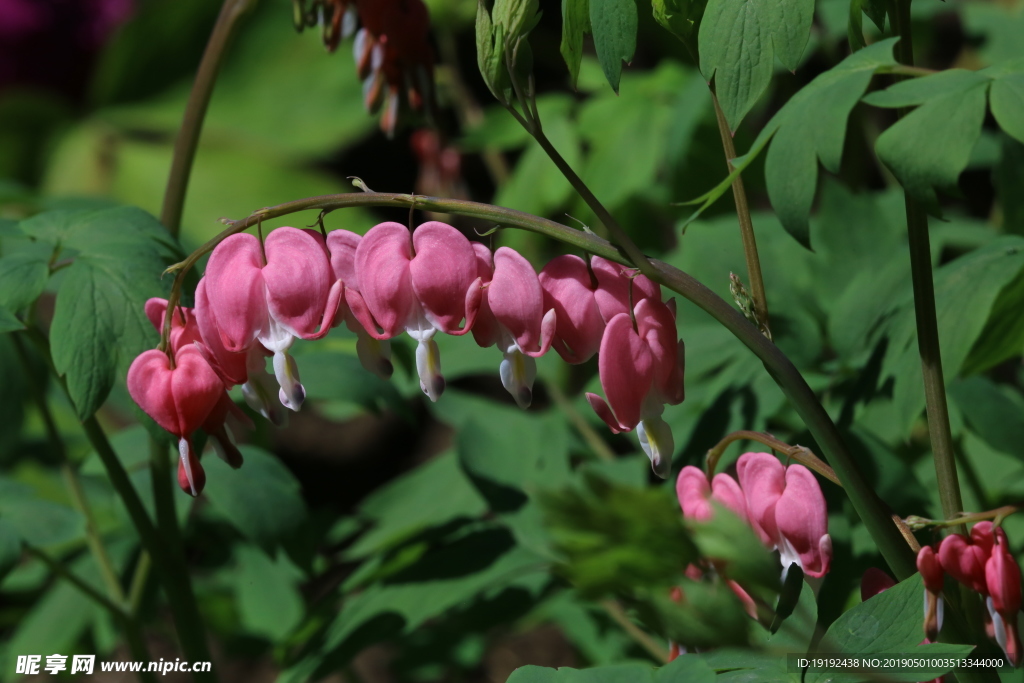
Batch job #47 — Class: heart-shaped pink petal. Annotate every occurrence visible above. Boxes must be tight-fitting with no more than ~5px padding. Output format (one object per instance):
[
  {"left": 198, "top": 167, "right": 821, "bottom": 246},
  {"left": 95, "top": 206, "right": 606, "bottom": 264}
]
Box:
[{"left": 539, "top": 254, "right": 604, "bottom": 364}]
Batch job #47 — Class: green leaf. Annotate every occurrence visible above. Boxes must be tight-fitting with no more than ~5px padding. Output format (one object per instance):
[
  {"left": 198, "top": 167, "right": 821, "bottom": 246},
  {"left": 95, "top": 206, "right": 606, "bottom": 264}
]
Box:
[
  {"left": 234, "top": 544, "right": 305, "bottom": 641},
  {"left": 0, "top": 303, "right": 23, "bottom": 333},
  {"left": 458, "top": 415, "right": 571, "bottom": 512},
  {"left": 0, "top": 519, "right": 22, "bottom": 579},
  {"left": 26, "top": 207, "right": 177, "bottom": 419},
  {"left": 477, "top": 0, "right": 505, "bottom": 100},
  {"left": 763, "top": 39, "right": 899, "bottom": 247},
  {"left": 865, "top": 70, "right": 991, "bottom": 209},
  {"left": 345, "top": 451, "right": 488, "bottom": 559},
  {"left": 963, "top": 4, "right": 1024, "bottom": 65},
  {"left": 505, "top": 657, "right": 717, "bottom": 683},
  {"left": 990, "top": 73, "right": 1024, "bottom": 144},
  {"left": 679, "top": 40, "right": 898, "bottom": 232},
  {"left": 589, "top": 0, "right": 637, "bottom": 94},
  {"left": 0, "top": 245, "right": 50, "bottom": 313},
  {"left": 950, "top": 377, "right": 1024, "bottom": 461},
  {"left": 698, "top": 0, "right": 815, "bottom": 130},
  {"left": 282, "top": 529, "right": 548, "bottom": 682},
  {"left": 561, "top": 0, "right": 590, "bottom": 88},
  {"left": 808, "top": 574, "right": 973, "bottom": 683},
  {"left": 961, "top": 259, "right": 1024, "bottom": 374},
  {"left": 653, "top": 0, "right": 705, "bottom": 43},
  {"left": 204, "top": 445, "right": 307, "bottom": 548},
  {"left": 0, "top": 498, "right": 84, "bottom": 548},
  {"left": 882, "top": 236, "right": 1024, "bottom": 428}
]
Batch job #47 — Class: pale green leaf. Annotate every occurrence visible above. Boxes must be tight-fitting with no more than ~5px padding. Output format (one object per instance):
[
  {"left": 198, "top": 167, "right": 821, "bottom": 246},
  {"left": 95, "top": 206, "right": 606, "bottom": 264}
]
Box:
[{"left": 0, "top": 245, "right": 51, "bottom": 313}]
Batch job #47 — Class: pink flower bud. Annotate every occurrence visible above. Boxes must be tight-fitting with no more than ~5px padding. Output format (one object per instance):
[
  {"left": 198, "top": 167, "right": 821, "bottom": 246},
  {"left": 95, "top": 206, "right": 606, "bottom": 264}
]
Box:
[
  {"left": 918, "top": 546, "right": 945, "bottom": 640},
  {"left": 986, "top": 539, "right": 1023, "bottom": 666}
]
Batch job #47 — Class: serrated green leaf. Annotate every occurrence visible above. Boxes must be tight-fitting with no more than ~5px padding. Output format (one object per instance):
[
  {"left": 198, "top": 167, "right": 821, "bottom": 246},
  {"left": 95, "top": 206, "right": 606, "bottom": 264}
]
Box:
[
  {"left": 990, "top": 73, "right": 1024, "bottom": 144},
  {"left": 33, "top": 207, "right": 176, "bottom": 418},
  {"left": 698, "top": 0, "right": 815, "bottom": 129},
  {"left": 561, "top": 0, "right": 590, "bottom": 89},
  {"left": 589, "top": 0, "right": 637, "bottom": 94},
  {"left": 0, "top": 245, "right": 50, "bottom": 313},
  {"left": 205, "top": 445, "right": 307, "bottom": 547}
]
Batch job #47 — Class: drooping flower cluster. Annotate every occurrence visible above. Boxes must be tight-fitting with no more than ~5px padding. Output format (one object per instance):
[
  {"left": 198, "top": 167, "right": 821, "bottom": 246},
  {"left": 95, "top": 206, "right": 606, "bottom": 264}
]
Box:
[
  {"left": 292, "top": 0, "right": 434, "bottom": 137},
  {"left": 128, "top": 222, "right": 687, "bottom": 496},
  {"left": 677, "top": 452, "right": 833, "bottom": 579},
  {"left": 916, "top": 522, "right": 1022, "bottom": 665}
]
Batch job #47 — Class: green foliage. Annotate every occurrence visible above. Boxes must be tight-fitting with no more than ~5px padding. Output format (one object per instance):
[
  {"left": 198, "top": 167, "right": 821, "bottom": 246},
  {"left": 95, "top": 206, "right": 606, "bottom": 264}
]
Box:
[
  {"left": 507, "top": 656, "right": 716, "bottom": 683},
  {"left": 589, "top": 0, "right": 637, "bottom": 94},
  {"left": 540, "top": 474, "right": 697, "bottom": 596},
  {"left": 683, "top": 40, "right": 898, "bottom": 246},
  {"left": 204, "top": 446, "right": 308, "bottom": 549},
  {"left": 560, "top": 0, "right": 590, "bottom": 89},
  {"left": 234, "top": 544, "right": 305, "bottom": 641},
  {"left": 864, "top": 64, "right": 1024, "bottom": 210},
  {"left": 698, "top": 0, "right": 815, "bottom": 130},
  {"left": 17, "top": 207, "right": 180, "bottom": 419},
  {"left": 809, "top": 575, "right": 974, "bottom": 682}
]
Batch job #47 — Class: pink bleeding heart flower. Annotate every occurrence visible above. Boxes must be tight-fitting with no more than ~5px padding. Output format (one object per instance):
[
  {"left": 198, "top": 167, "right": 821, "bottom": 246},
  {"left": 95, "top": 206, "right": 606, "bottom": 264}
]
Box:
[
  {"left": 203, "top": 227, "right": 344, "bottom": 411},
  {"left": 586, "top": 297, "right": 683, "bottom": 477},
  {"left": 590, "top": 256, "right": 661, "bottom": 323},
  {"left": 472, "top": 246, "right": 555, "bottom": 409},
  {"left": 774, "top": 464, "right": 832, "bottom": 578},
  {"left": 144, "top": 298, "right": 201, "bottom": 352},
  {"left": 346, "top": 221, "right": 482, "bottom": 401},
  {"left": 145, "top": 295, "right": 260, "bottom": 458},
  {"left": 326, "top": 228, "right": 393, "bottom": 380},
  {"left": 917, "top": 546, "right": 945, "bottom": 641},
  {"left": 676, "top": 466, "right": 748, "bottom": 522},
  {"left": 736, "top": 453, "right": 832, "bottom": 578},
  {"left": 538, "top": 255, "right": 605, "bottom": 364},
  {"left": 986, "top": 537, "right": 1023, "bottom": 666},
  {"left": 938, "top": 531, "right": 990, "bottom": 595},
  {"left": 127, "top": 346, "right": 223, "bottom": 496}
]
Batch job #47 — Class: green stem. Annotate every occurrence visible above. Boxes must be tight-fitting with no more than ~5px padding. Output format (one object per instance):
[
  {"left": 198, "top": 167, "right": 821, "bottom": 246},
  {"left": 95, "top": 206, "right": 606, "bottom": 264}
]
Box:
[
  {"left": 24, "top": 326, "right": 214, "bottom": 680},
  {"left": 83, "top": 418, "right": 215, "bottom": 682},
  {"left": 129, "top": 551, "right": 152, "bottom": 615},
  {"left": 10, "top": 334, "right": 126, "bottom": 606},
  {"left": 178, "top": 192, "right": 916, "bottom": 579},
  {"left": 889, "top": 0, "right": 965, "bottom": 530},
  {"left": 27, "top": 548, "right": 157, "bottom": 683},
  {"left": 710, "top": 91, "right": 771, "bottom": 337},
  {"left": 160, "top": 0, "right": 257, "bottom": 236},
  {"left": 601, "top": 600, "right": 670, "bottom": 664}
]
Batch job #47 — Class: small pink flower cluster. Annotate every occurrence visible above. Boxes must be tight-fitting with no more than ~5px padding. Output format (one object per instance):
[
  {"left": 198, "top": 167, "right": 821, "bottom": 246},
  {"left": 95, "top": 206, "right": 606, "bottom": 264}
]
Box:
[
  {"left": 916, "top": 523, "right": 1022, "bottom": 665},
  {"left": 128, "top": 222, "right": 686, "bottom": 495},
  {"left": 676, "top": 452, "right": 833, "bottom": 579}
]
